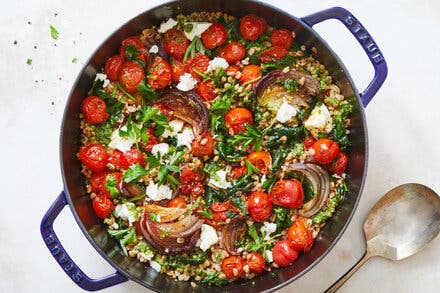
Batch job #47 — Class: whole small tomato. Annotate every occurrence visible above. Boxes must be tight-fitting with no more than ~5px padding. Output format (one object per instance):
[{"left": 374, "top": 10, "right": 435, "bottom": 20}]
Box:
[
  {"left": 122, "top": 147, "right": 145, "bottom": 169},
  {"left": 248, "top": 191, "right": 273, "bottom": 222},
  {"left": 81, "top": 96, "right": 109, "bottom": 124},
  {"left": 171, "top": 59, "right": 187, "bottom": 83},
  {"left": 79, "top": 144, "right": 108, "bottom": 172},
  {"left": 192, "top": 131, "right": 215, "bottom": 157},
  {"left": 226, "top": 65, "right": 241, "bottom": 77},
  {"left": 270, "top": 179, "right": 304, "bottom": 208},
  {"left": 201, "top": 22, "right": 227, "bottom": 49},
  {"left": 272, "top": 240, "right": 299, "bottom": 267},
  {"left": 247, "top": 151, "right": 272, "bottom": 175},
  {"left": 167, "top": 197, "right": 187, "bottom": 208},
  {"left": 327, "top": 152, "right": 348, "bottom": 175},
  {"left": 288, "top": 217, "right": 314, "bottom": 253},
  {"left": 119, "top": 36, "right": 148, "bottom": 63},
  {"left": 218, "top": 41, "right": 246, "bottom": 63},
  {"left": 180, "top": 167, "right": 205, "bottom": 197},
  {"left": 163, "top": 29, "right": 189, "bottom": 61},
  {"left": 139, "top": 128, "right": 158, "bottom": 153},
  {"left": 224, "top": 107, "right": 253, "bottom": 134},
  {"left": 184, "top": 53, "right": 210, "bottom": 79},
  {"left": 90, "top": 173, "right": 107, "bottom": 193},
  {"left": 222, "top": 256, "right": 245, "bottom": 280},
  {"left": 239, "top": 14, "right": 267, "bottom": 41},
  {"left": 196, "top": 81, "right": 217, "bottom": 101},
  {"left": 104, "top": 54, "right": 124, "bottom": 81},
  {"left": 271, "top": 29, "right": 294, "bottom": 49},
  {"left": 259, "top": 46, "right": 288, "bottom": 63},
  {"left": 240, "top": 64, "right": 261, "bottom": 84},
  {"left": 312, "top": 138, "right": 340, "bottom": 164},
  {"left": 148, "top": 56, "right": 172, "bottom": 89},
  {"left": 119, "top": 61, "right": 145, "bottom": 93},
  {"left": 232, "top": 166, "right": 247, "bottom": 179},
  {"left": 247, "top": 252, "right": 266, "bottom": 274},
  {"left": 92, "top": 194, "right": 114, "bottom": 219}
]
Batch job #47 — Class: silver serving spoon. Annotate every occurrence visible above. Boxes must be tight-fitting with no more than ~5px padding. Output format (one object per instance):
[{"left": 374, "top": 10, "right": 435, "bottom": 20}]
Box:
[{"left": 326, "top": 183, "right": 440, "bottom": 292}]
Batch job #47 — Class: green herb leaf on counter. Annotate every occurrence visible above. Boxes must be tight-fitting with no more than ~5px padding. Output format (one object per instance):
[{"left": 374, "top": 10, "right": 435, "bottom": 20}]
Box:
[
  {"left": 123, "top": 163, "right": 148, "bottom": 184},
  {"left": 50, "top": 25, "right": 59, "bottom": 40},
  {"left": 71, "top": 57, "right": 78, "bottom": 64},
  {"left": 26, "top": 58, "right": 32, "bottom": 65}
]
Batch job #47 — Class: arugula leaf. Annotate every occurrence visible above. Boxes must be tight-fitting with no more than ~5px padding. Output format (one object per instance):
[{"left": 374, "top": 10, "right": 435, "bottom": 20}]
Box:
[
  {"left": 197, "top": 208, "right": 213, "bottom": 219},
  {"left": 105, "top": 174, "right": 120, "bottom": 198},
  {"left": 201, "top": 271, "right": 228, "bottom": 286},
  {"left": 137, "top": 80, "right": 159, "bottom": 103},
  {"left": 273, "top": 206, "right": 292, "bottom": 231},
  {"left": 108, "top": 227, "right": 138, "bottom": 256},
  {"left": 204, "top": 187, "right": 226, "bottom": 206},
  {"left": 123, "top": 163, "right": 148, "bottom": 183},
  {"left": 50, "top": 25, "right": 59, "bottom": 40},
  {"left": 263, "top": 54, "right": 296, "bottom": 71}
]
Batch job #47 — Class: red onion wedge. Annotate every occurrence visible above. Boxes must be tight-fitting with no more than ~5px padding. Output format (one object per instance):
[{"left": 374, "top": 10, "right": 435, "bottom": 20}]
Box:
[{"left": 220, "top": 216, "right": 247, "bottom": 255}]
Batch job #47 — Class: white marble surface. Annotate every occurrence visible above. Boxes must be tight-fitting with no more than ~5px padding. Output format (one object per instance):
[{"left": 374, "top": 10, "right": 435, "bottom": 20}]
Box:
[{"left": 1, "top": 0, "right": 439, "bottom": 292}]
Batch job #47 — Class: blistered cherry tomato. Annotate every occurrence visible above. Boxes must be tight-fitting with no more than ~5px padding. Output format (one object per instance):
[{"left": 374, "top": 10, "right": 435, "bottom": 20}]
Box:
[
  {"left": 119, "top": 61, "right": 145, "bottom": 93},
  {"left": 81, "top": 96, "right": 109, "bottom": 124},
  {"left": 167, "top": 197, "right": 187, "bottom": 208},
  {"left": 119, "top": 36, "right": 148, "bottom": 63},
  {"left": 224, "top": 107, "right": 253, "bottom": 134},
  {"left": 201, "top": 22, "right": 227, "bottom": 49},
  {"left": 247, "top": 151, "right": 272, "bottom": 175},
  {"left": 312, "top": 138, "right": 340, "bottom": 164},
  {"left": 192, "top": 131, "right": 215, "bottom": 157},
  {"left": 247, "top": 252, "right": 266, "bottom": 274},
  {"left": 104, "top": 54, "right": 124, "bottom": 81},
  {"left": 107, "top": 149, "right": 125, "bottom": 170},
  {"left": 303, "top": 136, "right": 316, "bottom": 149},
  {"left": 90, "top": 173, "right": 107, "bottom": 193},
  {"left": 270, "top": 179, "right": 304, "bottom": 208},
  {"left": 222, "top": 256, "right": 245, "bottom": 280},
  {"left": 196, "top": 81, "right": 217, "bottom": 101},
  {"left": 171, "top": 59, "right": 187, "bottom": 83},
  {"left": 92, "top": 194, "right": 114, "bottom": 219},
  {"left": 232, "top": 166, "right": 247, "bottom": 179},
  {"left": 218, "top": 41, "right": 246, "bottom": 63},
  {"left": 163, "top": 29, "right": 189, "bottom": 61},
  {"left": 148, "top": 56, "right": 172, "bottom": 89},
  {"left": 239, "top": 14, "right": 267, "bottom": 41},
  {"left": 272, "top": 240, "right": 299, "bottom": 267},
  {"left": 212, "top": 210, "right": 227, "bottom": 223},
  {"left": 140, "top": 128, "right": 158, "bottom": 153},
  {"left": 226, "top": 65, "right": 241, "bottom": 77},
  {"left": 259, "top": 46, "right": 288, "bottom": 63},
  {"left": 180, "top": 167, "right": 205, "bottom": 197},
  {"left": 79, "top": 144, "right": 108, "bottom": 172},
  {"left": 184, "top": 53, "right": 210, "bottom": 79},
  {"left": 240, "top": 64, "right": 261, "bottom": 84},
  {"left": 288, "top": 217, "right": 314, "bottom": 253},
  {"left": 248, "top": 191, "right": 272, "bottom": 222},
  {"left": 327, "top": 152, "right": 348, "bottom": 175},
  {"left": 122, "top": 147, "right": 145, "bottom": 168},
  {"left": 271, "top": 29, "right": 293, "bottom": 49}
]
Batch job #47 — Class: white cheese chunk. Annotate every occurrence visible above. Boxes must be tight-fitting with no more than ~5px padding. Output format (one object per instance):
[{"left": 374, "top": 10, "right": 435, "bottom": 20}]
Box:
[
  {"left": 276, "top": 100, "right": 298, "bottom": 123},
  {"left": 176, "top": 72, "right": 198, "bottom": 91},
  {"left": 209, "top": 169, "right": 231, "bottom": 189},
  {"left": 265, "top": 250, "right": 273, "bottom": 263},
  {"left": 114, "top": 203, "right": 138, "bottom": 225},
  {"left": 197, "top": 224, "right": 219, "bottom": 251},
  {"left": 260, "top": 222, "right": 277, "bottom": 240},
  {"left": 304, "top": 103, "right": 333, "bottom": 135},
  {"left": 95, "top": 73, "right": 110, "bottom": 88},
  {"left": 151, "top": 143, "right": 169, "bottom": 157},
  {"left": 108, "top": 126, "right": 134, "bottom": 152},
  {"left": 162, "top": 119, "right": 185, "bottom": 138},
  {"left": 207, "top": 57, "right": 229, "bottom": 72},
  {"left": 177, "top": 127, "right": 194, "bottom": 149},
  {"left": 184, "top": 22, "right": 212, "bottom": 40},
  {"left": 146, "top": 182, "right": 173, "bottom": 201},
  {"left": 149, "top": 260, "right": 161, "bottom": 272},
  {"left": 149, "top": 45, "right": 159, "bottom": 54},
  {"left": 158, "top": 18, "right": 178, "bottom": 33}
]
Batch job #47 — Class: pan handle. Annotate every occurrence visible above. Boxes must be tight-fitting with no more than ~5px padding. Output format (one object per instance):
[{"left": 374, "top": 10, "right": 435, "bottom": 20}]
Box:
[
  {"left": 302, "top": 7, "right": 388, "bottom": 107},
  {"left": 40, "top": 192, "right": 128, "bottom": 291}
]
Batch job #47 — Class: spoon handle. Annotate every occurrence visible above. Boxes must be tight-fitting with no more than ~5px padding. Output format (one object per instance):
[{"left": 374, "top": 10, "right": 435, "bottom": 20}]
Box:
[{"left": 325, "top": 250, "right": 372, "bottom": 293}]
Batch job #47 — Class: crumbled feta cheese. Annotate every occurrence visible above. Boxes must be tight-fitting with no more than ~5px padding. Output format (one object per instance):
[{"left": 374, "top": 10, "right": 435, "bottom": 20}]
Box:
[
  {"left": 108, "top": 126, "right": 134, "bottom": 152},
  {"left": 149, "top": 260, "right": 161, "bottom": 272},
  {"left": 197, "top": 224, "right": 218, "bottom": 251},
  {"left": 151, "top": 143, "right": 169, "bottom": 157},
  {"left": 95, "top": 73, "right": 110, "bottom": 88},
  {"left": 158, "top": 18, "right": 178, "bottom": 33},
  {"left": 207, "top": 57, "right": 229, "bottom": 72},
  {"left": 276, "top": 100, "right": 298, "bottom": 123},
  {"left": 260, "top": 222, "right": 277, "bottom": 240},
  {"left": 177, "top": 73, "right": 198, "bottom": 91},
  {"left": 149, "top": 45, "right": 159, "bottom": 54},
  {"left": 209, "top": 169, "right": 231, "bottom": 189},
  {"left": 304, "top": 104, "right": 333, "bottom": 135},
  {"left": 146, "top": 182, "right": 173, "bottom": 201},
  {"left": 114, "top": 203, "right": 138, "bottom": 225},
  {"left": 162, "top": 119, "right": 184, "bottom": 138},
  {"left": 265, "top": 250, "right": 273, "bottom": 263},
  {"left": 111, "top": 222, "right": 119, "bottom": 229},
  {"left": 177, "top": 127, "right": 194, "bottom": 149},
  {"left": 260, "top": 174, "right": 267, "bottom": 185},
  {"left": 184, "top": 22, "right": 212, "bottom": 40}
]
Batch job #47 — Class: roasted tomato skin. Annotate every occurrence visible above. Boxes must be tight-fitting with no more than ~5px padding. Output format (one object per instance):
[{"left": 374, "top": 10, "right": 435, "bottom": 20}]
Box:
[
  {"left": 288, "top": 217, "right": 314, "bottom": 253},
  {"left": 239, "top": 14, "right": 267, "bottom": 41},
  {"left": 79, "top": 144, "right": 108, "bottom": 172},
  {"left": 201, "top": 22, "right": 227, "bottom": 49},
  {"left": 240, "top": 64, "right": 261, "bottom": 84},
  {"left": 107, "top": 149, "right": 125, "bottom": 170},
  {"left": 184, "top": 53, "right": 210, "bottom": 80},
  {"left": 162, "top": 29, "right": 189, "bottom": 61},
  {"left": 81, "top": 96, "right": 109, "bottom": 124},
  {"left": 180, "top": 167, "right": 205, "bottom": 197},
  {"left": 271, "top": 29, "right": 294, "bottom": 49},
  {"left": 222, "top": 256, "right": 245, "bottom": 280},
  {"left": 171, "top": 59, "right": 186, "bottom": 83},
  {"left": 92, "top": 194, "right": 114, "bottom": 219},
  {"left": 148, "top": 56, "right": 172, "bottom": 89},
  {"left": 327, "top": 152, "right": 348, "bottom": 175},
  {"left": 247, "top": 252, "right": 266, "bottom": 274},
  {"left": 192, "top": 131, "right": 215, "bottom": 157},
  {"left": 122, "top": 147, "right": 145, "bottom": 168},
  {"left": 167, "top": 197, "right": 187, "bottom": 208},
  {"left": 272, "top": 240, "right": 299, "bottom": 267},
  {"left": 247, "top": 151, "right": 272, "bottom": 175},
  {"left": 224, "top": 107, "right": 253, "bottom": 134},
  {"left": 259, "top": 46, "right": 288, "bottom": 63},
  {"left": 247, "top": 191, "right": 273, "bottom": 222},
  {"left": 196, "top": 81, "right": 217, "bottom": 101},
  {"left": 218, "top": 41, "right": 246, "bottom": 63},
  {"left": 232, "top": 166, "right": 247, "bottom": 179},
  {"left": 90, "top": 173, "right": 107, "bottom": 193},
  {"left": 139, "top": 128, "right": 158, "bottom": 153},
  {"left": 119, "top": 61, "right": 145, "bottom": 93},
  {"left": 303, "top": 136, "right": 317, "bottom": 149},
  {"left": 312, "top": 138, "right": 340, "bottom": 164},
  {"left": 104, "top": 54, "right": 124, "bottom": 81},
  {"left": 270, "top": 179, "right": 304, "bottom": 208}
]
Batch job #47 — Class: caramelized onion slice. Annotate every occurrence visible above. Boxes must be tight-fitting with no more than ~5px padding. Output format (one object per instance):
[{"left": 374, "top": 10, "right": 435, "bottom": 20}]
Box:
[
  {"left": 144, "top": 204, "right": 186, "bottom": 223},
  {"left": 220, "top": 216, "right": 248, "bottom": 255}
]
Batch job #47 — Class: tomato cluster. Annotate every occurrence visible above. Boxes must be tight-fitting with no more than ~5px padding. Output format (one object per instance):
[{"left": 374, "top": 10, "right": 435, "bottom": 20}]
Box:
[{"left": 222, "top": 252, "right": 266, "bottom": 279}]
